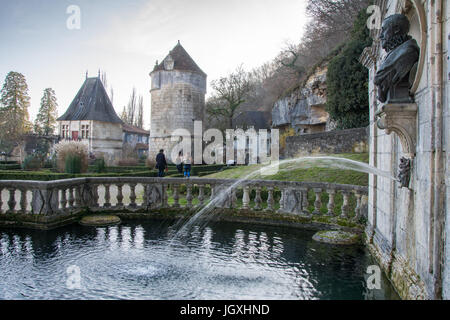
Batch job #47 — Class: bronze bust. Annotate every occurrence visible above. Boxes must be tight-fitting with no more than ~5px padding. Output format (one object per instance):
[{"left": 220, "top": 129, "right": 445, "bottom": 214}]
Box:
[{"left": 374, "top": 14, "right": 420, "bottom": 104}]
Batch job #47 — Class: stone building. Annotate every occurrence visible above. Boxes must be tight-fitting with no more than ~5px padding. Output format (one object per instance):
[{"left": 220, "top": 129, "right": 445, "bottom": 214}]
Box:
[
  {"left": 360, "top": 0, "right": 449, "bottom": 299},
  {"left": 149, "top": 41, "right": 207, "bottom": 161},
  {"left": 57, "top": 76, "right": 123, "bottom": 165},
  {"left": 122, "top": 123, "right": 150, "bottom": 158}
]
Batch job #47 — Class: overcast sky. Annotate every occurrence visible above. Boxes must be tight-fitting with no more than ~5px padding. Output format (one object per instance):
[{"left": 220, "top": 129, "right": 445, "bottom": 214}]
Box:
[{"left": 0, "top": 0, "right": 308, "bottom": 129}]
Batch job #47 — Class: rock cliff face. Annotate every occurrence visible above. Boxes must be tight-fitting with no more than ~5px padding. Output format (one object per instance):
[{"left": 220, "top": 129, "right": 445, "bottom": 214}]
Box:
[{"left": 272, "top": 63, "right": 334, "bottom": 134}]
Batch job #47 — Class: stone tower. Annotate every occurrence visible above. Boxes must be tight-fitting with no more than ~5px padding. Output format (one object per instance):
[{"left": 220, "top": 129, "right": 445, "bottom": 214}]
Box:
[{"left": 149, "top": 41, "right": 207, "bottom": 161}]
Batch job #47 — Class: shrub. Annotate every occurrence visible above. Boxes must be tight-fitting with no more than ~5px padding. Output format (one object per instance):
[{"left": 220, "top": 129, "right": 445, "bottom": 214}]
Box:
[
  {"left": 146, "top": 157, "right": 157, "bottom": 168},
  {"left": 65, "top": 154, "right": 82, "bottom": 174},
  {"left": 54, "top": 141, "right": 88, "bottom": 173},
  {"left": 118, "top": 158, "right": 139, "bottom": 166},
  {"left": 92, "top": 158, "right": 106, "bottom": 173},
  {"left": 22, "top": 155, "right": 44, "bottom": 171}
]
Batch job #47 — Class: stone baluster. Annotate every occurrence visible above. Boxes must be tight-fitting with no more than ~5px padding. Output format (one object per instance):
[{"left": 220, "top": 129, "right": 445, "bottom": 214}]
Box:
[
  {"left": 253, "top": 187, "right": 262, "bottom": 210},
  {"left": 341, "top": 191, "right": 350, "bottom": 218},
  {"left": 75, "top": 186, "right": 82, "bottom": 208},
  {"left": 242, "top": 186, "right": 250, "bottom": 210},
  {"left": 231, "top": 188, "right": 238, "bottom": 209},
  {"left": 197, "top": 185, "right": 205, "bottom": 207},
  {"left": 300, "top": 187, "right": 309, "bottom": 213},
  {"left": 7, "top": 188, "right": 16, "bottom": 214},
  {"left": 265, "top": 187, "right": 274, "bottom": 212},
  {"left": 278, "top": 188, "right": 285, "bottom": 213},
  {"left": 162, "top": 184, "right": 168, "bottom": 208},
  {"left": 354, "top": 191, "right": 362, "bottom": 220},
  {"left": 60, "top": 188, "right": 68, "bottom": 211},
  {"left": 20, "top": 188, "right": 27, "bottom": 214},
  {"left": 210, "top": 185, "right": 215, "bottom": 201},
  {"left": 0, "top": 187, "right": 3, "bottom": 214},
  {"left": 129, "top": 183, "right": 137, "bottom": 208},
  {"left": 104, "top": 184, "right": 111, "bottom": 208},
  {"left": 186, "top": 184, "right": 193, "bottom": 208},
  {"left": 142, "top": 184, "right": 149, "bottom": 208},
  {"left": 68, "top": 187, "right": 75, "bottom": 209},
  {"left": 326, "top": 189, "right": 336, "bottom": 216},
  {"left": 172, "top": 185, "right": 180, "bottom": 208},
  {"left": 116, "top": 184, "right": 124, "bottom": 207},
  {"left": 313, "top": 188, "right": 322, "bottom": 215},
  {"left": 92, "top": 184, "right": 99, "bottom": 208}
]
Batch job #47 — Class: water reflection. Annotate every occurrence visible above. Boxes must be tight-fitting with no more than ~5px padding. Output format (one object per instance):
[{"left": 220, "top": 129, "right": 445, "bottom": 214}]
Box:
[{"left": 0, "top": 220, "right": 399, "bottom": 300}]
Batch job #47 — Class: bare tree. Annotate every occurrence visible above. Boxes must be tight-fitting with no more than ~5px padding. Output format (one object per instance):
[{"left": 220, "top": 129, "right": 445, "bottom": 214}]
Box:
[
  {"left": 206, "top": 65, "right": 253, "bottom": 129},
  {"left": 136, "top": 95, "right": 144, "bottom": 129},
  {"left": 127, "top": 87, "right": 137, "bottom": 126}
]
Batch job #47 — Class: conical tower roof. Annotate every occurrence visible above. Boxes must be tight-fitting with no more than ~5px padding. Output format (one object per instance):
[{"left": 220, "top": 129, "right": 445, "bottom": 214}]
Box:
[
  {"left": 58, "top": 77, "right": 122, "bottom": 123},
  {"left": 152, "top": 41, "right": 206, "bottom": 76}
]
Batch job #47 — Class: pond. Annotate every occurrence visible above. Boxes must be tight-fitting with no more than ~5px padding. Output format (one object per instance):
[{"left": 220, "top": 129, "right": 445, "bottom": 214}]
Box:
[{"left": 0, "top": 219, "right": 399, "bottom": 300}]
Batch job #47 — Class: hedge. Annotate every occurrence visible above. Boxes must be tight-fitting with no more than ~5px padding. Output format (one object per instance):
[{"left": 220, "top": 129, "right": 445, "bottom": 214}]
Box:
[{"left": 0, "top": 164, "right": 22, "bottom": 170}]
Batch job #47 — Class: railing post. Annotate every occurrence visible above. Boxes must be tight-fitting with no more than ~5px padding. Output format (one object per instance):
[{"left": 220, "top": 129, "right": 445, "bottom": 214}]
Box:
[
  {"left": 197, "top": 185, "right": 205, "bottom": 207},
  {"left": 60, "top": 188, "right": 67, "bottom": 211},
  {"left": 20, "top": 188, "right": 27, "bottom": 214},
  {"left": 266, "top": 187, "right": 274, "bottom": 212},
  {"left": 341, "top": 192, "right": 350, "bottom": 218},
  {"left": 186, "top": 184, "right": 193, "bottom": 209},
  {"left": 253, "top": 187, "right": 262, "bottom": 210},
  {"left": 277, "top": 188, "right": 285, "bottom": 213},
  {"left": 0, "top": 187, "right": 3, "bottom": 214},
  {"left": 7, "top": 188, "right": 16, "bottom": 214},
  {"left": 354, "top": 191, "right": 362, "bottom": 221},
  {"left": 300, "top": 187, "right": 309, "bottom": 213},
  {"left": 313, "top": 188, "right": 322, "bottom": 215},
  {"left": 116, "top": 184, "right": 124, "bottom": 207},
  {"left": 129, "top": 183, "right": 137, "bottom": 208},
  {"left": 104, "top": 184, "right": 111, "bottom": 208},
  {"left": 326, "top": 189, "right": 336, "bottom": 216},
  {"left": 242, "top": 186, "right": 250, "bottom": 210},
  {"left": 172, "top": 185, "right": 180, "bottom": 208}
]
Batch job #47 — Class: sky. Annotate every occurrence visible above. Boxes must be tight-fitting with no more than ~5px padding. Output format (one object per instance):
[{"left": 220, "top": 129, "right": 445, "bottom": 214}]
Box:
[{"left": 0, "top": 0, "right": 309, "bottom": 129}]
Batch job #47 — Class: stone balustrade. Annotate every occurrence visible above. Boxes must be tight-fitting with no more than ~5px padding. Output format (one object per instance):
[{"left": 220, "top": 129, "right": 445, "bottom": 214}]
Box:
[{"left": 0, "top": 177, "right": 368, "bottom": 221}]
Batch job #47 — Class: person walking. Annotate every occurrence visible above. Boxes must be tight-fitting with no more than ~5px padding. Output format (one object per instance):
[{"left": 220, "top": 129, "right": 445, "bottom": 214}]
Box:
[
  {"left": 183, "top": 153, "right": 192, "bottom": 178},
  {"left": 155, "top": 149, "right": 167, "bottom": 177},
  {"left": 175, "top": 151, "right": 184, "bottom": 174}
]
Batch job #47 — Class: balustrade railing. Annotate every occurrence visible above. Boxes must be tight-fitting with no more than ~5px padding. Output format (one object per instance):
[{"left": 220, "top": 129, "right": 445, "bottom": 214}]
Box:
[{"left": 0, "top": 178, "right": 368, "bottom": 221}]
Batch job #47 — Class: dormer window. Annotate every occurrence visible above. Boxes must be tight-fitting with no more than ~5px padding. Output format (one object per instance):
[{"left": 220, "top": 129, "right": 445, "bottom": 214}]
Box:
[{"left": 164, "top": 55, "right": 174, "bottom": 71}]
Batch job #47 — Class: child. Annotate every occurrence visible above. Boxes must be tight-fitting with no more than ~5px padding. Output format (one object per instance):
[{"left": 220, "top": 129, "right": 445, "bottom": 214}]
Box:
[{"left": 183, "top": 153, "right": 192, "bottom": 178}]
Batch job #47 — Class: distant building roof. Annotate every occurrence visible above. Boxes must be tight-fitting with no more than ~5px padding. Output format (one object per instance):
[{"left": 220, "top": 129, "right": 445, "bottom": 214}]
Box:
[
  {"left": 122, "top": 123, "right": 150, "bottom": 135},
  {"left": 232, "top": 111, "right": 272, "bottom": 131},
  {"left": 152, "top": 41, "right": 206, "bottom": 77},
  {"left": 57, "top": 77, "right": 122, "bottom": 124}
]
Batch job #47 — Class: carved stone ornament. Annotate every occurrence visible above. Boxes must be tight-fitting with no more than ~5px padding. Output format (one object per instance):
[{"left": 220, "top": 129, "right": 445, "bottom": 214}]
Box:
[{"left": 375, "top": 103, "right": 417, "bottom": 158}]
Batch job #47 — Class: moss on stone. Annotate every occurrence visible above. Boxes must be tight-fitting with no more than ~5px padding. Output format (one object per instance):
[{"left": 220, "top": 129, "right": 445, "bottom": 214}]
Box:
[
  {"left": 312, "top": 230, "right": 360, "bottom": 245},
  {"left": 79, "top": 215, "right": 121, "bottom": 227}
]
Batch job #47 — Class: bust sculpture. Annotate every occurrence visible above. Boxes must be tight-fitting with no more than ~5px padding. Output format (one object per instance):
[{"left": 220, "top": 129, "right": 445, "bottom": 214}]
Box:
[{"left": 374, "top": 14, "right": 420, "bottom": 103}]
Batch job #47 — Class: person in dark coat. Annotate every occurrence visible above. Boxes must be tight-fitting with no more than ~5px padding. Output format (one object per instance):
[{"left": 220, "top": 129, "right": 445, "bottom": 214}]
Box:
[{"left": 155, "top": 149, "right": 167, "bottom": 177}]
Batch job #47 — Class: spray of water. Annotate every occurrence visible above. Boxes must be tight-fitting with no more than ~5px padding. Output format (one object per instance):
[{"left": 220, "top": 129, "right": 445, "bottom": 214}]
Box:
[{"left": 168, "top": 156, "right": 396, "bottom": 245}]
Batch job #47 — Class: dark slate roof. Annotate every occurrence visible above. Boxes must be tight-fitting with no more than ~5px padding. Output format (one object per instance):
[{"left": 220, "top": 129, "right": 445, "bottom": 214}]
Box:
[
  {"left": 152, "top": 42, "right": 206, "bottom": 76},
  {"left": 57, "top": 77, "right": 122, "bottom": 123},
  {"left": 232, "top": 111, "right": 272, "bottom": 130},
  {"left": 122, "top": 123, "right": 150, "bottom": 135}
]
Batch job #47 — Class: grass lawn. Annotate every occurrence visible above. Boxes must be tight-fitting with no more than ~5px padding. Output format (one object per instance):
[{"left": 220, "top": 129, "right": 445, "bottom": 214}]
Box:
[{"left": 204, "top": 153, "right": 369, "bottom": 186}]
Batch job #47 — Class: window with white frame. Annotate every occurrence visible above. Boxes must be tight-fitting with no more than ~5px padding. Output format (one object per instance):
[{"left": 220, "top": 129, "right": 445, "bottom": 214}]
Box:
[
  {"left": 81, "top": 125, "right": 90, "bottom": 139},
  {"left": 61, "top": 125, "right": 69, "bottom": 138}
]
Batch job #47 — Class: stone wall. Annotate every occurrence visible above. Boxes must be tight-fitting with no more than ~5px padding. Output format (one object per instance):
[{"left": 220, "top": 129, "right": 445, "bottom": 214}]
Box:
[
  {"left": 285, "top": 127, "right": 369, "bottom": 158},
  {"left": 361, "top": 0, "right": 449, "bottom": 300}
]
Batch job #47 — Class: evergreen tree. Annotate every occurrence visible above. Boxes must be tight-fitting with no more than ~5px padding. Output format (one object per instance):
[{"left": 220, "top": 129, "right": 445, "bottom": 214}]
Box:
[
  {"left": 34, "top": 88, "right": 58, "bottom": 136},
  {"left": 326, "top": 10, "right": 373, "bottom": 129},
  {"left": 0, "top": 71, "right": 32, "bottom": 154},
  {"left": 120, "top": 106, "right": 128, "bottom": 124}
]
